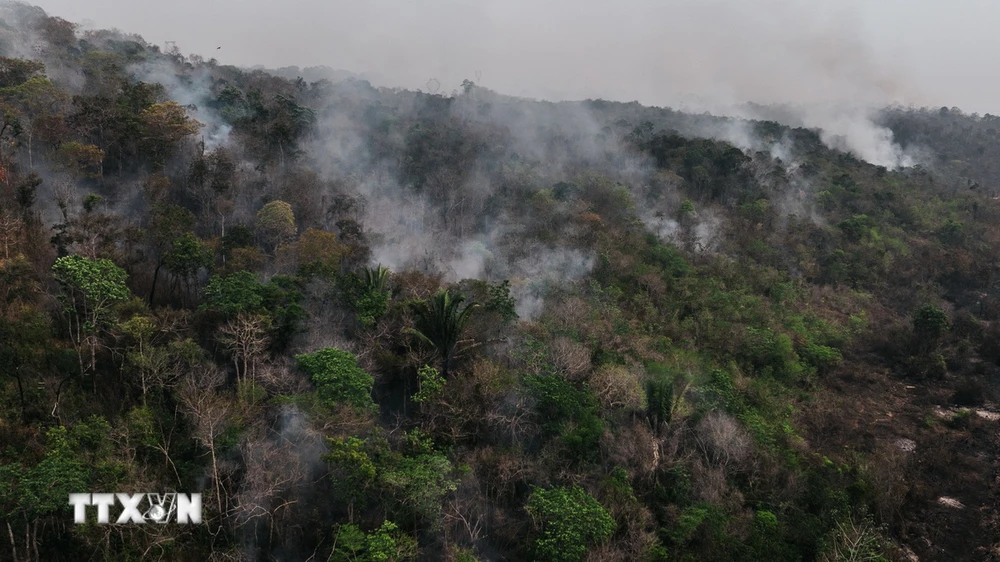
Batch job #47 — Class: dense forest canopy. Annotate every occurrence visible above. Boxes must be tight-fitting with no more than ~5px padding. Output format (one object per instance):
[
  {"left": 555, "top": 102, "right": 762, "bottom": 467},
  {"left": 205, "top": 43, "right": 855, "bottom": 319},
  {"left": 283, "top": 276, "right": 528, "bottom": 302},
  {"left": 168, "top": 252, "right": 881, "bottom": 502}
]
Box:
[{"left": 0, "top": 2, "right": 998, "bottom": 561}]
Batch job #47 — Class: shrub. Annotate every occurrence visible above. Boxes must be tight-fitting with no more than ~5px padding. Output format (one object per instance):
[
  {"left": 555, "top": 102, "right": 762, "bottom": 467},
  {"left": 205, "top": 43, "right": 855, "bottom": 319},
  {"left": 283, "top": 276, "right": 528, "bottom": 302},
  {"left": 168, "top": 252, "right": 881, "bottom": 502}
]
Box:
[
  {"left": 296, "top": 348, "right": 374, "bottom": 410},
  {"left": 525, "top": 485, "right": 615, "bottom": 562}
]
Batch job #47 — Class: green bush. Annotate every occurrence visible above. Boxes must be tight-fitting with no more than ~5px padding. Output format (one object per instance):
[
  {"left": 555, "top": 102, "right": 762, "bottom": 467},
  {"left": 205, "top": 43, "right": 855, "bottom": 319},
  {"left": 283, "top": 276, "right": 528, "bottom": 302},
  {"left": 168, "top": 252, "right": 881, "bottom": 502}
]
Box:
[
  {"left": 296, "top": 348, "right": 375, "bottom": 409},
  {"left": 524, "top": 374, "right": 604, "bottom": 461},
  {"left": 525, "top": 485, "right": 615, "bottom": 562}
]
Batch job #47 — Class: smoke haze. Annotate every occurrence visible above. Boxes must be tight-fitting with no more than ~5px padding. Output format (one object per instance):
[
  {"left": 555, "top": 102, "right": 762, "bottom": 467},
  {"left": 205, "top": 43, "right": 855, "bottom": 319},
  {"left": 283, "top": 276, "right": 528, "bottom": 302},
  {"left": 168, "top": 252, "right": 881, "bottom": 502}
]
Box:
[{"left": 26, "top": 0, "right": 998, "bottom": 114}]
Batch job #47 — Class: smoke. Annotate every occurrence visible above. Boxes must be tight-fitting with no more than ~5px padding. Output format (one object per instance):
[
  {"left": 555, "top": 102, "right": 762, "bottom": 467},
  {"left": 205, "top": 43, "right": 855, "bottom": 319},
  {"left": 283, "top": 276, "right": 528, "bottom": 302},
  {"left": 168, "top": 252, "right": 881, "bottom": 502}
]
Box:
[
  {"left": 23, "top": 0, "right": 950, "bottom": 170},
  {"left": 236, "top": 404, "right": 328, "bottom": 560},
  {"left": 128, "top": 58, "right": 232, "bottom": 150}
]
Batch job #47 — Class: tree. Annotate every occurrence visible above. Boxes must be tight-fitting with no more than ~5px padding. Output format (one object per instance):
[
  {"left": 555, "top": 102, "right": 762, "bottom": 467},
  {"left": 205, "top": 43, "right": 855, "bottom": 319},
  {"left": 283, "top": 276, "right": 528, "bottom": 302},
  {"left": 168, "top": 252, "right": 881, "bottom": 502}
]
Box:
[
  {"left": 525, "top": 486, "right": 615, "bottom": 562},
  {"left": 53, "top": 142, "right": 104, "bottom": 178},
  {"left": 329, "top": 520, "right": 417, "bottom": 562},
  {"left": 0, "top": 306, "right": 48, "bottom": 422},
  {"left": 484, "top": 279, "right": 518, "bottom": 324},
  {"left": 412, "top": 365, "right": 444, "bottom": 404},
  {"left": 203, "top": 270, "right": 265, "bottom": 316},
  {"left": 118, "top": 315, "right": 202, "bottom": 404},
  {"left": 0, "top": 425, "right": 90, "bottom": 561},
  {"left": 0, "top": 57, "right": 44, "bottom": 88},
  {"left": 291, "top": 228, "right": 347, "bottom": 277},
  {"left": 913, "top": 303, "right": 949, "bottom": 348},
  {"left": 255, "top": 200, "right": 296, "bottom": 251},
  {"left": 163, "top": 232, "right": 212, "bottom": 304},
  {"left": 177, "top": 366, "right": 231, "bottom": 526},
  {"left": 146, "top": 203, "right": 195, "bottom": 305},
  {"left": 296, "top": 348, "right": 374, "bottom": 410},
  {"left": 139, "top": 101, "right": 202, "bottom": 168},
  {"left": 218, "top": 313, "right": 271, "bottom": 383},
  {"left": 0, "top": 75, "right": 66, "bottom": 168},
  {"left": 51, "top": 255, "right": 129, "bottom": 381},
  {"left": 409, "top": 290, "right": 478, "bottom": 376},
  {"left": 342, "top": 265, "right": 391, "bottom": 328}
]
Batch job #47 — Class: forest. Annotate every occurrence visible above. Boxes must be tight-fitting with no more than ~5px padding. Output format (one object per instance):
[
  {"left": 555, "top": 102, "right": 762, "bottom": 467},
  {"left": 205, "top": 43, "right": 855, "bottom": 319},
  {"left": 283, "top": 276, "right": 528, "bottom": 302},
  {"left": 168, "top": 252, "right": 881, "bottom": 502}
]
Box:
[{"left": 0, "top": 2, "right": 998, "bottom": 561}]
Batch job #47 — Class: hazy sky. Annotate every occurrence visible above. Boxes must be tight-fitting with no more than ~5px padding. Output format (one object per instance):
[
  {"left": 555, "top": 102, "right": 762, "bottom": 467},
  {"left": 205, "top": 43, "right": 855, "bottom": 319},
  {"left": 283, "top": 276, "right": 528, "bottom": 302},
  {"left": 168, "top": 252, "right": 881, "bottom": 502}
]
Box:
[{"left": 26, "top": 0, "right": 1000, "bottom": 113}]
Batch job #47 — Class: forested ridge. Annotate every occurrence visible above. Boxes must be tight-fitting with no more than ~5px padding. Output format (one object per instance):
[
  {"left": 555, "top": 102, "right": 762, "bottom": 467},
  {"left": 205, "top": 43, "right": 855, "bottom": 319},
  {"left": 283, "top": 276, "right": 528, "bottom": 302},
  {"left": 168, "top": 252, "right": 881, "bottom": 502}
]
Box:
[{"left": 0, "top": 3, "right": 998, "bottom": 561}]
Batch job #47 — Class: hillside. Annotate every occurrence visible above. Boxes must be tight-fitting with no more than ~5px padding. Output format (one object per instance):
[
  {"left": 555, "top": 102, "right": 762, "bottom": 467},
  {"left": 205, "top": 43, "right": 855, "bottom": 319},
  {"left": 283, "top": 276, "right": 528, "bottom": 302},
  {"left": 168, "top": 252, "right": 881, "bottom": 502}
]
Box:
[{"left": 0, "top": 3, "right": 998, "bottom": 561}]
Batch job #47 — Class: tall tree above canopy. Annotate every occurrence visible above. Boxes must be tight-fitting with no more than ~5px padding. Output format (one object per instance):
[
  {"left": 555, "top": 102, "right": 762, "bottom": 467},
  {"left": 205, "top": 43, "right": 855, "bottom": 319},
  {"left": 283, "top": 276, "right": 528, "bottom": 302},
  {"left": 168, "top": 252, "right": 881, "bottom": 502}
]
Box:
[{"left": 255, "top": 200, "right": 296, "bottom": 251}]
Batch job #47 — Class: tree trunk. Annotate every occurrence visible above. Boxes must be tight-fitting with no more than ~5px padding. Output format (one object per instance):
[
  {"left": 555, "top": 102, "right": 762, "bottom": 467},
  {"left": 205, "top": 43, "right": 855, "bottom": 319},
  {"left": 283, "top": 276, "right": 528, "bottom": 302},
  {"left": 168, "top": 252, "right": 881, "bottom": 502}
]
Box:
[
  {"left": 13, "top": 368, "right": 25, "bottom": 423},
  {"left": 211, "top": 441, "right": 223, "bottom": 523},
  {"left": 6, "top": 521, "right": 17, "bottom": 562}
]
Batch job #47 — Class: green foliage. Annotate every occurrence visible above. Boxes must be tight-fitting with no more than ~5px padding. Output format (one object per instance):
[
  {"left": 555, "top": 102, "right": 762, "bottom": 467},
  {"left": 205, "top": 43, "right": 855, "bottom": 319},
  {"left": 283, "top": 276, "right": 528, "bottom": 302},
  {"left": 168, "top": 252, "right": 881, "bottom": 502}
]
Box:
[
  {"left": 164, "top": 233, "right": 213, "bottom": 278},
  {"left": 677, "top": 198, "right": 696, "bottom": 223},
  {"left": 0, "top": 417, "right": 121, "bottom": 524},
  {"left": 259, "top": 274, "right": 307, "bottom": 351},
  {"left": 330, "top": 520, "right": 417, "bottom": 562},
  {"left": 324, "top": 436, "right": 377, "bottom": 501},
  {"left": 525, "top": 485, "right": 615, "bottom": 562},
  {"left": 296, "top": 348, "right": 375, "bottom": 410},
  {"left": 203, "top": 270, "right": 265, "bottom": 315},
  {"left": 8, "top": 21, "right": 1000, "bottom": 560},
  {"left": 740, "top": 327, "right": 803, "bottom": 382},
  {"left": 342, "top": 265, "right": 391, "bottom": 328},
  {"left": 52, "top": 254, "right": 130, "bottom": 313},
  {"left": 524, "top": 374, "right": 604, "bottom": 461},
  {"left": 409, "top": 290, "right": 479, "bottom": 375},
  {"left": 800, "top": 343, "right": 844, "bottom": 375},
  {"left": 0, "top": 57, "right": 44, "bottom": 88},
  {"left": 646, "top": 366, "right": 674, "bottom": 429},
  {"left": 220, "top": 225, "right": 256, "bottom": 256},
  {"left": 412, "top": 364, "right": 444, "bottom": 403},
  {"left": 649, "top": 243, "right": 691, "bottom": 280},
  {"left": 485, "top": 279, "right": 518, "bottom": 323},
  {"left": 378, "top": 447, "right": 458, "bottom": 526},
  {"left": 913, "top": 303, "right": 949, "bottom": 342}
]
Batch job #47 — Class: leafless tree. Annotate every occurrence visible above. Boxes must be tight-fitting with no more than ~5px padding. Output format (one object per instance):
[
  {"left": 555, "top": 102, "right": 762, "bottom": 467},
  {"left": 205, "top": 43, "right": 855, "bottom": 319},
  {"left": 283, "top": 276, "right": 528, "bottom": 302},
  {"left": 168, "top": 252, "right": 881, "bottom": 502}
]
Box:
[
  {"left": 218, "top": 313, "right": 271, "bottom": 383},
  {"left": 178, "top": 366, "right": 230, "bottom": 527}
]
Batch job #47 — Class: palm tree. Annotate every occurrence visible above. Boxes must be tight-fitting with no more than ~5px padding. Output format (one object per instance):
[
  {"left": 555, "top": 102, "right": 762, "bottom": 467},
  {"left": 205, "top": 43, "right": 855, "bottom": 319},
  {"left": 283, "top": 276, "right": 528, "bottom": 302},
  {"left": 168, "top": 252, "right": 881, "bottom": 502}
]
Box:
[
  {"left": 409, "top": 290, "right": 478, "bottom": 376},
  {"left": 362, "top": 264, "right": 390, "bottom": 294}
]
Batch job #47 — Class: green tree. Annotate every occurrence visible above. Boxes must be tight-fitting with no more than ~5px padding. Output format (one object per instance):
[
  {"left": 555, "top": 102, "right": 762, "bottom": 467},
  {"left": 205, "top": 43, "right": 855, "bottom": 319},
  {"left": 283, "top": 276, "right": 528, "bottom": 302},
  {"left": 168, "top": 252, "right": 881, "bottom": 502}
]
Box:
[
  {"left": 0, "top": 306, "right": 48, "bottom": 422},
  {"left": 292, "top": 228, "right": 347, "bottom": 277},
  {"left": 379, "top": 438, "right": 458, "bottom": 527},
  {"left": 51, "top": 255, "right": 129, "bottom": 378},
  {"left": 913, "top": 303, "right": 949, "bottom": 346},
  {"left": 203, "top": 270, "right": 265, "bottom": 316},
  {"left": 296, "top": 348, "right": 374, "bottom": 410},
  {"left": 412, "top": 364, "right": 444, "bottom": 403},
  {"left": 0, "top": 57, "right": 44, "bottom": 88},
  {"left": 342, "top": 265, "right": 391, "bottom": 328},
  {"left": 324, "top": 436, "right": 377, "bottom": 516},
  {"left": 0, "top": 419, "right": 115, "bottom": 559},
  {"left": 163, "top": 232, "right": 213, "bottom": 304},
  {"left": 409, "top": 290, "right": 478, "bottom": 376},
  {"left": 525, "top": 485, "right": 615, "bottom": 562},
  {"left": 146, "top": 203, "right": 196, "bottom": 305},
  {"left": 330, "top": 520, "right": 417, "bottom": 562},
  {"left": 485, "top": 279, "right": 518, "bottom": 324}
]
